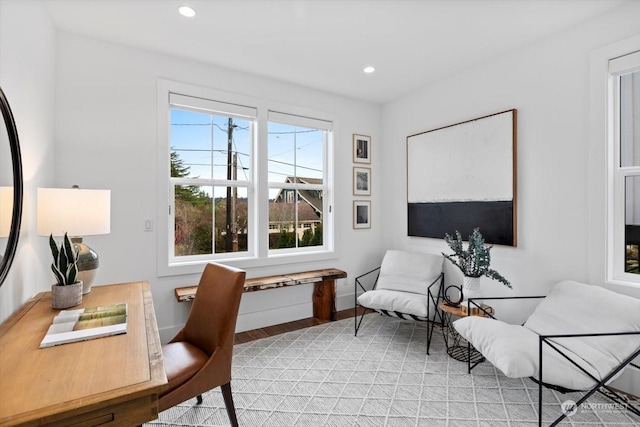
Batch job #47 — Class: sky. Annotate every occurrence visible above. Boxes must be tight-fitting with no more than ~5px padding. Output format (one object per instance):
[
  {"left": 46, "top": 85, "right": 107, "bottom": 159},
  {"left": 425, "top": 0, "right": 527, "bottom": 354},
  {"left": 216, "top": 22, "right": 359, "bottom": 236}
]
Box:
[{"left": 170, "top": 108, "right": 325, "bottom": 199}]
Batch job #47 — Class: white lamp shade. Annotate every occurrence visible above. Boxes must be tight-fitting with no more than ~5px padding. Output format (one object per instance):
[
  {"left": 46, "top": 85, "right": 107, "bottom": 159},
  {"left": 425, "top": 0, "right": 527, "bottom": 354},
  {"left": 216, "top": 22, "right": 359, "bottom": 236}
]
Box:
[
  {"left": 37, "top": 188, "right": 111, "bottom": 236},
  {"left": 0, "top": 187, "right": 13, "bottom": 238}
]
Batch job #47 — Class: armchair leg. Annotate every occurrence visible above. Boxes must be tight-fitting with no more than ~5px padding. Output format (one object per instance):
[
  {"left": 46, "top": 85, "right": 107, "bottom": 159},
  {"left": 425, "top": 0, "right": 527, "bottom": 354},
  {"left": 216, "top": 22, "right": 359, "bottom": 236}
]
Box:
[
  {"left": 221, "top": 382, "right": 239, "bottom": 427},
  {"left": 196, "top": 394, "right": 203, "bottom": 405}
]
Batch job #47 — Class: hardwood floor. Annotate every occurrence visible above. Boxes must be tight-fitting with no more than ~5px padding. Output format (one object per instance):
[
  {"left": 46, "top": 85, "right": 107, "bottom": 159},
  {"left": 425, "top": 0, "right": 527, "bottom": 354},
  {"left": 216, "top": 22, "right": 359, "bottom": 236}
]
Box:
[{"left": 234, "top": 307, "right": 368, "bottom": 345}]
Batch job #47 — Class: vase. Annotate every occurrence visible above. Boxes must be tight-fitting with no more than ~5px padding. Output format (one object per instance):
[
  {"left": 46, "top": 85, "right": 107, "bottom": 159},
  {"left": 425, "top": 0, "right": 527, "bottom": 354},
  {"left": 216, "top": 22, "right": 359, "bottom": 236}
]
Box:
[
  {"left": 51, "top": 281, "right": 83, "bottom": 309},
  {"left": 462, "top": 276, "right": 481, "bottom": 303}
]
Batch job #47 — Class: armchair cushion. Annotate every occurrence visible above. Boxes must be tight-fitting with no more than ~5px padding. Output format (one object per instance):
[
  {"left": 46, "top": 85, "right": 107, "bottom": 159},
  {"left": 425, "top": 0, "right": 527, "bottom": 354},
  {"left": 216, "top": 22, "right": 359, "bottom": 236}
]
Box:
[
  {"left": 454, "top": 317, "right": 600, "bottom": 390},
  {"left": 454, "top": 280, "right": 640, "bottom": 391},
  {"left": 357, "top": 289, "right": 430, "bottom": 319},
  {"left": 376, "top": 250, "right": 443, "bottom": 294}
]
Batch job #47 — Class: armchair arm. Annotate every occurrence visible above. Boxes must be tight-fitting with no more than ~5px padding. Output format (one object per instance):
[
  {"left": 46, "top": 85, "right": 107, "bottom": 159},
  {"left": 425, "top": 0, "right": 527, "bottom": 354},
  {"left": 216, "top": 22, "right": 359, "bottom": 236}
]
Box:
[
  {"left": 355, "top": 266, "right": 381, "bottom": 295},
  {"left": 537, "top": 330, "right": 640, "bottom": 426},
  {"left": 467, "top": 295, "right": 546, "bottom": 320}
]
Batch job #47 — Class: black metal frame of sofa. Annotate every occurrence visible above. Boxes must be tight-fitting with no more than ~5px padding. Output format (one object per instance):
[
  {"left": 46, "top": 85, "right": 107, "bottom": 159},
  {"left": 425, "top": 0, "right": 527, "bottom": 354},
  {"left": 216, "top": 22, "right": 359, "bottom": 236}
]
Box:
[
  {"left": 354, "top": 267, "right": 444, "bottom": 355},
  {"left": 464, "top": 296, "right": 640, "bottom": 427}
]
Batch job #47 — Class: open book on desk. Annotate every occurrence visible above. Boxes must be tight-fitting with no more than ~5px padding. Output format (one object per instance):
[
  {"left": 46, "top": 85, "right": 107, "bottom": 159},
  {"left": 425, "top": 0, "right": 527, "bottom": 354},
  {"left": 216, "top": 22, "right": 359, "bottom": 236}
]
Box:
[{"left": 39, "top": 303, "right": 127, "bottom": 348}]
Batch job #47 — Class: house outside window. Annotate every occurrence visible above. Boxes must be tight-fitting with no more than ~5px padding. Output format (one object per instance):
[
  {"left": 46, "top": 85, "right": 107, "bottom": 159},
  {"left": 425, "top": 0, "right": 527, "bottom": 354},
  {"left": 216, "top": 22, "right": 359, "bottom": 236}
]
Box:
[
  {"left": 268, "top": 112, "right": 330, "bottom": 252},
  {"left": 608, "top": 50, "right": 640, "bottom": 283}
]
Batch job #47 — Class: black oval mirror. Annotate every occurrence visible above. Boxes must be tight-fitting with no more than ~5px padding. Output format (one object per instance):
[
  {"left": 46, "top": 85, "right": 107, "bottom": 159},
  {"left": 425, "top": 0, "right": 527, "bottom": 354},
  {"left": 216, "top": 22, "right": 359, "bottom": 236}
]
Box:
[{"left": 0, "top": 86, "right": 23, "bottom": 286}]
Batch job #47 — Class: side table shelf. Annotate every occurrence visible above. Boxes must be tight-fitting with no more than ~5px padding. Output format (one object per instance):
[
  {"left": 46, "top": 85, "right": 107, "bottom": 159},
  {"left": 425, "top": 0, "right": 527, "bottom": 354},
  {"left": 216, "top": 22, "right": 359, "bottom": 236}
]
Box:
[{"left": 438, "top": 301, "right": 494, "bottom": 364}]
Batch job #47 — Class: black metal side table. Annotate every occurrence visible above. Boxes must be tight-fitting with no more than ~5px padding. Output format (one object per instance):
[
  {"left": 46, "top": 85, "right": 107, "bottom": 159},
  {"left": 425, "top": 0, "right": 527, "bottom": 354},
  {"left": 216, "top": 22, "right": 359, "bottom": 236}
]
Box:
[{"left": 438, "top": 301, "right": 493, "bottom": 364}]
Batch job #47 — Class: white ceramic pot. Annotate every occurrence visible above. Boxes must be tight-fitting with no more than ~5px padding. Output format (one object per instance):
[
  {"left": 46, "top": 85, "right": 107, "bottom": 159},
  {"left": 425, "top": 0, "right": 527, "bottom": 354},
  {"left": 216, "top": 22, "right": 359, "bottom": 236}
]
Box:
[
  {"left": 462, "top": 276, "right": 481, "bottom": 302},
  {"left": 51, "top": 281, "right": 83, "bottom": 309}
]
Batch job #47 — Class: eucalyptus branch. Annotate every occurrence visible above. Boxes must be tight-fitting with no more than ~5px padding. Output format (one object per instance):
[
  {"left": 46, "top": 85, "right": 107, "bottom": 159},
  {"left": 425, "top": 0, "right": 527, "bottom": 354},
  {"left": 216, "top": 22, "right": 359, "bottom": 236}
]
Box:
[{"left": 441, "top": 227, "right": 511, "bottom": 289}]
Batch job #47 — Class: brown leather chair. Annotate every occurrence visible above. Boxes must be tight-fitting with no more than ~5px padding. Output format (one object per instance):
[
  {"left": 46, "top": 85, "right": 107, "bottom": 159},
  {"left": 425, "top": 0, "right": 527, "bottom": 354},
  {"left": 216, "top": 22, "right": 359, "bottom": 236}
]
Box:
[{"left": 159, "top": 263, "right": 246, "bottom": 426}]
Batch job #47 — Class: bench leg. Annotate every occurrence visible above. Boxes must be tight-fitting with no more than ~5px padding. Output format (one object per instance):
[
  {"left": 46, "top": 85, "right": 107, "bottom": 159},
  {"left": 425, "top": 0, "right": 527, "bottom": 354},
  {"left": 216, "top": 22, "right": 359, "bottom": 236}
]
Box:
[{"left": 313, "top": 280, "right": 336, "bottom": 321}]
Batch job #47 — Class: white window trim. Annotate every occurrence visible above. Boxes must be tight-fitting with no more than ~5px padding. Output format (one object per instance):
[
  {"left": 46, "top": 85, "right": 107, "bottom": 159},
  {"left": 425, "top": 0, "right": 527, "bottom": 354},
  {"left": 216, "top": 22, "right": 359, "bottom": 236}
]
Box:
[
  {"left": 156, "top": 79, "right": 337, "bottom": 277},
  {"left": 588, "top": 35, "right": 640, "bottom": 288}
]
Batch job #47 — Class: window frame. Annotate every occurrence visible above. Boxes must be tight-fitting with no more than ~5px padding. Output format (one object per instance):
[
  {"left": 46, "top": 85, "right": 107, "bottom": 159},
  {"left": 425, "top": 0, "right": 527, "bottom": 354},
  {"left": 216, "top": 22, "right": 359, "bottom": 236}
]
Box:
[
  {"left": 267, "top": 111, "right": 331, "bottom": 255},
  {"left": 156, "top": 80, "right": 336, "bottom": 277},
  {"left": 608, "top": 50, "right": 640, "bottom": 285}
]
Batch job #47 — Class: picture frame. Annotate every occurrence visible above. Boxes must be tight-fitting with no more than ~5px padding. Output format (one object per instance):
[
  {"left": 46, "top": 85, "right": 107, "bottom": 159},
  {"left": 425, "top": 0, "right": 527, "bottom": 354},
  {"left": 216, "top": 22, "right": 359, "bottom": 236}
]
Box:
[
  {"left": 353, "top": 134, "right": 371, "bottom": 164},
  {"left": 353, "top": 167, "right": 371, "bottom": 196},
  {"left": 353, "top": 200, "right": 371, "bottom": 229},
  {"left": 406, "top": 109, "right": 517, "bottom": 246}
]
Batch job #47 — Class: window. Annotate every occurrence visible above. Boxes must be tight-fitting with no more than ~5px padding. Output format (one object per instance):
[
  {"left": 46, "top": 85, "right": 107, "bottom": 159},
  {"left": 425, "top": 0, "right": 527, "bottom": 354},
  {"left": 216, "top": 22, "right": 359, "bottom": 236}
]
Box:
[
  {"left": 608, "top": 50, "right": 640, "bottom": 283},
  {"left": 157, "top": 81, "right": 334, "bottom": 275},
  {"left": 268, "top": 112, "right": 329, "bottom": 252},
  {"left": 169, "top": 94, "right": 255, "bottom": 263}
]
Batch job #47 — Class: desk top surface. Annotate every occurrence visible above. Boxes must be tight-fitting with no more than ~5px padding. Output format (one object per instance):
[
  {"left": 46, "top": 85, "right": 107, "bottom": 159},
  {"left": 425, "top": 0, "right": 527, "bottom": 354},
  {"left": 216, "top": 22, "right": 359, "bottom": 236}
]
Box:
[{"left": 0, "top": 281, "right": 167, "bottom": 426}]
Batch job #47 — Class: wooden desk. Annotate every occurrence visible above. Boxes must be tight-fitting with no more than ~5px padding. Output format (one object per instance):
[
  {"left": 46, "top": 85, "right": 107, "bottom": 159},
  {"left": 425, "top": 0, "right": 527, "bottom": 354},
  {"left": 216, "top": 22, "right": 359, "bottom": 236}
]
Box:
[
  {"left": 0, "top": 282, "right": 167, "bottom": 427},
  {"left": 174, "top": 268, "right": 347, "bottom": 321}
]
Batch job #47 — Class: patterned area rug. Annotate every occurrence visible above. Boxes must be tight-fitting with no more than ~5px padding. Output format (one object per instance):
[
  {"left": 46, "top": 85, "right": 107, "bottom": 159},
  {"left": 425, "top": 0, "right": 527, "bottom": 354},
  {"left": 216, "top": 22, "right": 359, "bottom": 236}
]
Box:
[{"left": 147, "top": 314, "right": 640, "bottom": 426}]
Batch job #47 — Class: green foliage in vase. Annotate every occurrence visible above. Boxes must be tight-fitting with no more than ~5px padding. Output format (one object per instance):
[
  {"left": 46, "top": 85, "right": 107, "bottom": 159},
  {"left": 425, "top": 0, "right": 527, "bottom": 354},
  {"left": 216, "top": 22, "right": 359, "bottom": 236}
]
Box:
[
  {"left": 442, "top": 228, "right": 511, "bottom": 288},
  {"left": 49, "top": 233, "right": 79, "bottom": 286}
]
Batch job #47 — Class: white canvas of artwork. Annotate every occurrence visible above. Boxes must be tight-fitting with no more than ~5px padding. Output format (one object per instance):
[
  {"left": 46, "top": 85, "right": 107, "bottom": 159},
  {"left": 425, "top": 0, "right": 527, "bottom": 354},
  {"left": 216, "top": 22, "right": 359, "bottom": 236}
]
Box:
[{"left": 406, "top": 109, "right": 516, "bottom": 246}]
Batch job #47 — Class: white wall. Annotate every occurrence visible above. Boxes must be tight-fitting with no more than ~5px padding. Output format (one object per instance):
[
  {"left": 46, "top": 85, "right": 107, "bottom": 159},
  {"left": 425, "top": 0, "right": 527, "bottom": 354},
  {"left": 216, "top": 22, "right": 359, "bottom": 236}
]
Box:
[
  {"left": 53, "top": 32, "right": 383, "bottom": 340},
  {"left": 381, "top": 1, "right": 640, "bottom": 394},
  {"left": 0, "top": 0, "right": 56, "bottom": 323}
]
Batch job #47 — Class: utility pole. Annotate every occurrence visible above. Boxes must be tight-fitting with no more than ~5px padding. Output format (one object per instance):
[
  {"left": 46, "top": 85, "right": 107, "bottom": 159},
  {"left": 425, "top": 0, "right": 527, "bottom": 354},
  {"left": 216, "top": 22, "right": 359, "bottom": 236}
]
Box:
[
  {"left": 232, "top": 152, "right": 238, "bottom": 252},
  {"left": 225, "top": 118, "right": 235, "bottom": 252}
]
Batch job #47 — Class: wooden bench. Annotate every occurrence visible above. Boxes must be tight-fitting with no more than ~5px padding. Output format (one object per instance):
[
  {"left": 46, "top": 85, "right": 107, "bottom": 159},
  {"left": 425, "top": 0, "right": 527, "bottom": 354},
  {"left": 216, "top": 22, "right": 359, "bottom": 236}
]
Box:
[{"left": 174, "top": 268, "right": 347, "bottom": 321}]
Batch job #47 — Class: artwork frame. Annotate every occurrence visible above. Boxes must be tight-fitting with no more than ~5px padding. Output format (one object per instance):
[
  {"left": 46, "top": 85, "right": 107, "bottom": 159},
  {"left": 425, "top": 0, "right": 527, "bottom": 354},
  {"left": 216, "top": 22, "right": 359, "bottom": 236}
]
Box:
[
  {"left": 353, "top": 167, "right": 371, "bottom": 196},
  {"left": 406, "top": 109, "right": 517, "bottom": 246},
  {"left": 353, "top": 134, "right": 371, "bottom": 164},
  {"left": 353, "top": 200, "right": 371, "bottom": 229}
]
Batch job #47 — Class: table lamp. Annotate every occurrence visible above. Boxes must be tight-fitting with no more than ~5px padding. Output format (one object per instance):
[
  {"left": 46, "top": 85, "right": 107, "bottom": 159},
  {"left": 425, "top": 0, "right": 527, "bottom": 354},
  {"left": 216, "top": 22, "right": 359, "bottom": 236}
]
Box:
[{"left": 37, "top": 187, "right": 111, "bottom": 294}]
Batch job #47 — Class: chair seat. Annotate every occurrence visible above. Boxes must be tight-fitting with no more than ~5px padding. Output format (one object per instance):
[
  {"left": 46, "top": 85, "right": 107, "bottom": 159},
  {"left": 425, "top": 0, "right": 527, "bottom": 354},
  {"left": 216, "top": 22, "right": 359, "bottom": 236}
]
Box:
[
  {"left": 162, "top": 341, "right": 209, "bottom": 395},
  {"left": 358, "top": 289, "right": 429, "bottom": 319}
]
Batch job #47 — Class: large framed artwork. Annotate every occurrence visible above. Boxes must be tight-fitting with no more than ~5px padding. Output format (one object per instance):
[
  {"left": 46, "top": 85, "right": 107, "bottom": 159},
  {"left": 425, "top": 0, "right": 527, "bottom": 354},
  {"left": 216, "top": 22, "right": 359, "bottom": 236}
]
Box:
[{"left": 406, "top": 109, "right": 517, "bottom": 246}]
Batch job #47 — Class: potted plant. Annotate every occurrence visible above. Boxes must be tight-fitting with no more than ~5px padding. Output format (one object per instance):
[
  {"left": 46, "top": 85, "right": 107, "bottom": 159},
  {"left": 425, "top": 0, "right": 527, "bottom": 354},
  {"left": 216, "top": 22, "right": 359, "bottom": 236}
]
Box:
[
  {"left": 50, "top": 233, "right": 83, "bottom": 309},
  {"left": 442, "top": 228, "right": 511, "bottom": 301}
]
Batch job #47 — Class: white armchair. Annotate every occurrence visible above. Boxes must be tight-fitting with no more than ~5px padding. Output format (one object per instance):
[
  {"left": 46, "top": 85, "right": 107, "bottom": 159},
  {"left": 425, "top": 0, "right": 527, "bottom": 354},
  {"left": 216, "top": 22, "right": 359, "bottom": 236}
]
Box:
[
  {"left": 354, "top": 250, "right": 444, "bottom": 353},
  {"left": 453, "top": 280, "right": 640, "bottom": 426}
]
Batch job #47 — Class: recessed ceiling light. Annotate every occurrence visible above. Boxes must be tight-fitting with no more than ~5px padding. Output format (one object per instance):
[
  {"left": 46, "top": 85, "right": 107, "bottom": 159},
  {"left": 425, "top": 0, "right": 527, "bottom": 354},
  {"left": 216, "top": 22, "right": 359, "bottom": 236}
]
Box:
[
  {"left": 363, "top": 66, "right": 376, "bottom": 74},
  {"left": 178, "top": 6, "right": 196, "bottom": 18}
]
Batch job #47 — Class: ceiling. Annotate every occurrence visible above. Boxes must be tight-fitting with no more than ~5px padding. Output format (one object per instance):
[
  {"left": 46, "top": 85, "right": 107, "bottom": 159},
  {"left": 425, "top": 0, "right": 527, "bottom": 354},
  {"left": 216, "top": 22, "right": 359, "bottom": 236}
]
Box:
[{"left": 43, "top": 0, "right": 629, "bottom": 104}]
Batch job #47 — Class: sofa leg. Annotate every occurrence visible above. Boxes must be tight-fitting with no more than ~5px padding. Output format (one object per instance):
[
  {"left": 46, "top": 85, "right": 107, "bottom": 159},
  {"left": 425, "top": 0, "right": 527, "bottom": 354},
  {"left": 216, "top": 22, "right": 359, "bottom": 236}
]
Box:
[{"left": 196, "top": 394, "right": 203, "bottom": 405}]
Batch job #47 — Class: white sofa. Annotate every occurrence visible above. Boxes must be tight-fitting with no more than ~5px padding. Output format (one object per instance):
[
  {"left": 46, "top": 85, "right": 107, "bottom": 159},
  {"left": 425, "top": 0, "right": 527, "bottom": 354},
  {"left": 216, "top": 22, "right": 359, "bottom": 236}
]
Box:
[{"left": 453, "top": 280, "right": 640, "bottom": 424}]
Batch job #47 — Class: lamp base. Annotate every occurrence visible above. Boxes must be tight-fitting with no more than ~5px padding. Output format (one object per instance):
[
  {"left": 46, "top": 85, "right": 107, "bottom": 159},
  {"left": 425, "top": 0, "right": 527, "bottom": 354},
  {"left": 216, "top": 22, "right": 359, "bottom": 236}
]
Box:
[{"left": 71, "top": 237, "right": 99, "bottom": 294}]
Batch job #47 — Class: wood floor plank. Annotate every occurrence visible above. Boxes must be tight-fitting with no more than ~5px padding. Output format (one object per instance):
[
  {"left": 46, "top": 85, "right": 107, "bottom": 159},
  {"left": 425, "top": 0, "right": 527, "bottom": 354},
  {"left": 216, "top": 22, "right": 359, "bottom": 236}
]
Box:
[{"left": 235, "top": 307, "right": 368, "bottom": 345}]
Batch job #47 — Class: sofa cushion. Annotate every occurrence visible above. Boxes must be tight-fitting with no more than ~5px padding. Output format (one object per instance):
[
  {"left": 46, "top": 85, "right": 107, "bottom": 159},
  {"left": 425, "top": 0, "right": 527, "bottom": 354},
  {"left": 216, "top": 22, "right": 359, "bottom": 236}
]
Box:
[
  {"left": 454, "top": 280, "right": 640, "bottom": 391},
  {"left": 358, "top": 289, "right": 430, "bottom": 319},
  {"left": 523, "top": 280, "right": 640, "bottom": 386},
  {"left": 376, "top": 250, "right": 443, "bottom": 294},
  {"left": 453, "top": 316, "right": 601, "bottom": 390}
]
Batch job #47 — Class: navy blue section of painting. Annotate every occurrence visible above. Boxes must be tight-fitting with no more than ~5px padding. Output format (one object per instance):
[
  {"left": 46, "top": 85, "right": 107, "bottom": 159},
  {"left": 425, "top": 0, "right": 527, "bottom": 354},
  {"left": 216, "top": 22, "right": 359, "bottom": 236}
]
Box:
[{"left": 408, "top": 201, "right": 514, "bottom": 246}]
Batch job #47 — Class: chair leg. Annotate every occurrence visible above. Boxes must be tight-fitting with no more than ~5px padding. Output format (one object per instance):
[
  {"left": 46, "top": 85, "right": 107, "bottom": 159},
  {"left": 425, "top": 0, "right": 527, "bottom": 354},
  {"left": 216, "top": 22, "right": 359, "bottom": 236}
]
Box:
[{"left": 221, "top": 382, "right": 239, "bottom": 427}]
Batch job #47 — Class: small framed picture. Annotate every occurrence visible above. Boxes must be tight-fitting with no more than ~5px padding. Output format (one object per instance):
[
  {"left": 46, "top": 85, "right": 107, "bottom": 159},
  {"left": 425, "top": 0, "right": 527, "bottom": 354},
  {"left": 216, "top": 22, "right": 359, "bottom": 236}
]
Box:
[
  {"left": 353, "top": 134, "right": 371, "bottom": 164},
  {"left": 353, "top": 201, "right": 371, "bottom": 229},
  {"left": 353, "top": 167, "right": 371, "bottom": 196}
]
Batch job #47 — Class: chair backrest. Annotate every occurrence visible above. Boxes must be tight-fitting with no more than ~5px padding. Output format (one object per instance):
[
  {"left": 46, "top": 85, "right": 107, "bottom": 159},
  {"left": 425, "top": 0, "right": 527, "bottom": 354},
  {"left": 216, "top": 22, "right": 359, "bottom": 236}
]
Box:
[
  {"left": 524, "top": 280, "right": 640, "bottom": 379},
  {"left": 377, "top": 250, "right": 443, "bottom": 294},
  {"left": 182, "top": 263, "right": 246, "bottom": 356}
]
